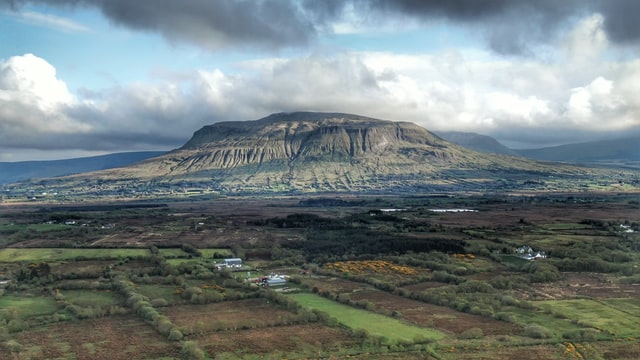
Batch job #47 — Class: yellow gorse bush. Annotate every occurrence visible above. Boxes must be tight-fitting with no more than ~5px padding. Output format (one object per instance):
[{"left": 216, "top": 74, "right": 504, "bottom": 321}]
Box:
[{"left": 324, "top": 260, "right": 417, "bottom": 275}]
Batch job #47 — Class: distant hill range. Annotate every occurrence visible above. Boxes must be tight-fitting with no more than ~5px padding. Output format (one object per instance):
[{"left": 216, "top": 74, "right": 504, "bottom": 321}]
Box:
[
  {"left": 0, "top": 151, "right": 165, "bottom": 184},
  {"left": 437, "top": 132, "right": 639, "bottom": 163},
  {"left": 9, "top": 111, "right": 627, "bottom": 195},
  {"left": 514, "top": 137, "right": 640, "bottom": 162},
  {"left": 434, "top": 131, "right": 518, "bottom": 156}
]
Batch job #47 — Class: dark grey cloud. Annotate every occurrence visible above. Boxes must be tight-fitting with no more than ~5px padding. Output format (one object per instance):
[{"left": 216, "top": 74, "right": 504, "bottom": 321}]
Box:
[
  {"left": 597, "top": 0, "right": 640, "bottom": 44},
  {"left": 2, "top": 0, "right": 317, "bottom": 50},
  {"left": 2, "top": 0, "right": 639, "bottom": 54},
  {"left": 304, "top": 0, "right": 638, "bottom": 55},
  {"left": 358, "top": 0, "right": 587, "bottom": 55}
]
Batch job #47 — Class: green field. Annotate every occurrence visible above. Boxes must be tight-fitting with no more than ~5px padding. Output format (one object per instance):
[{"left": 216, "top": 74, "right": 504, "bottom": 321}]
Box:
[
  {"left": 290, "top": 293, "right": 446, "bottom": 343},
  {"left": 157, "top": 248, "right": 188, "bottom": 258},
  {"left": 61, "top": 290, "right": 122, "bottom": 307},
  {"left": 536, "top": 298, "right": 640, "bottom": 338},
  {"left": 0, "top": 295, "right": 59, "bottom": 318},
  {"left": 506, "top": 306, "right": 591, "bottom": 339},
  {"left": 0, "top": 248, "right": 150, "bottom": 262},
  {"left": 135, "top": 284, "right": 183, "bottom": 304}
]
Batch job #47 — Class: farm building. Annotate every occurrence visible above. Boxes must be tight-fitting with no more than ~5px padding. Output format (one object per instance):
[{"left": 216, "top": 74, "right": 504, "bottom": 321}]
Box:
[
  {"left": 255, "top": 274, "right": 287, "bottom": 287},
  {"left": 266, "top": 275, "right": 286, "bottom": 286},
  {"left": 222, "top": 258, "right": 243, "bottom": 268}
]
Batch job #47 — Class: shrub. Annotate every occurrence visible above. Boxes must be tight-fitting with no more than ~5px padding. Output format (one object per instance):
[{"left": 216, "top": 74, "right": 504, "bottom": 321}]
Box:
[
  {"left": 150, "top": 298, "right": 169, "bottom": 307},
  {"left": 181, "top": 341, "right": 206, "bottom": 360},
  {"left": 458, "top": 327, "right": 484, "bottom": 339},
  {"left": 562, "top": 328, "right": 600, "bottom": 341},
  {"left": 168, "top": 328, "right": 184, "bottom": 341},
  {"left": 494, "top": 312, "right": 516, "bottom": 323},
  {"left": 157, "top": 319, "right": 173, "bottom": 335},
  {"left": 2, "top": 339, "right": 22, "bottom": 353},
  {"left": 6, "top": 320, "right": 27, "bottom": 333},
  {"left": 524, "top": 324, "right": 552, "bottom": 339}
]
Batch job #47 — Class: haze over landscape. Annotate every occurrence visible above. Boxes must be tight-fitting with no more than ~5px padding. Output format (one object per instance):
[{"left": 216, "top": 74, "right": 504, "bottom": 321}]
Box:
[{"left": 2, "top": 0, "right": 640, "bottom": 162}]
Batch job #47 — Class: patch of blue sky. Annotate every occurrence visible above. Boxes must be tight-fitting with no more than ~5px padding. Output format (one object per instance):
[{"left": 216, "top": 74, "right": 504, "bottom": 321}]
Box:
[
  {"left": 0, "top": 4, "right": 247, "bottom": 92},
  {"left": 326, "top": 21, "right": 476, "bottom": 54}
]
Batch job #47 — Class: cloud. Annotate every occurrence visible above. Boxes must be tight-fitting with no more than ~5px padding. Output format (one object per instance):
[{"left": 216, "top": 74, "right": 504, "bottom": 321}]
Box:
[
  {"left": 3, "top": 9, "right": 640, "bottom": 160},
  {"left": 597, "top": 0, "right": 640, "bottom": 44},
  {"left": 2, "top": 0, "right": 318, "bottom": 50},
  {"left": 4, "top": 42, "right": 640, "bottom": 158},
  {"left": 0, "top": 54, "right": 90, "bottom": 145},
  {"left": 4, "top": 0, "right": 640, "bottom": 55},
  {"left": 11, "top": 10, "right": 90, "bottom": 32}
]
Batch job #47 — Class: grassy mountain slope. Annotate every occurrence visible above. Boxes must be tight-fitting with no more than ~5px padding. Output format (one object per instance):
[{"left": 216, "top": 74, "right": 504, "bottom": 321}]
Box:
[
  {"left": 20, "top": 112, "right": 631, "bottom": 195},
  {"left": 0, "top": 151, "right": 166, "bottom": 184}
]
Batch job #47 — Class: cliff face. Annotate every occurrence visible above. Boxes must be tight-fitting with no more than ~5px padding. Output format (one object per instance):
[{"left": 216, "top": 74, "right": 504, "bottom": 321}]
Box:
[
  {"left": 52, "top": 111, "right": 579, "bottom": 193},
  {"left": 175, "top": 112, "right": 449, "bottom": 171}
]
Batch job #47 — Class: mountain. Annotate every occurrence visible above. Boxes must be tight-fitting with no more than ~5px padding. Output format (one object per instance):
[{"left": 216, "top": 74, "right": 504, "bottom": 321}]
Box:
[
  {"left": 434, "top": 131, "right": 518, "bottom": 156},
  {"left": 0, "top": 151, "right": 165, "bottom": 184},
  {"left": 515, "top": 137, "right": 640, "bottom": 162},
  {"left": 20, "top": 112, "right": 614, "bottom": 194}
]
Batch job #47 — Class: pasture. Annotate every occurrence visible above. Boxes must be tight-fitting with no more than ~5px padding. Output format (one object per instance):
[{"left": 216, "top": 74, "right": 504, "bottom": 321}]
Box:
[{"left": 290, "top": 293, "right": 446, "bottom": 343}]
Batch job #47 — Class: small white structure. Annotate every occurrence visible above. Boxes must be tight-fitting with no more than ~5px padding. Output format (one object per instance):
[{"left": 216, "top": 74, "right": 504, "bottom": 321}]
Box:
[
  {"left": 516, "top": 245, "right": 547, "bottom": 260},
  {"left": 222, "top": 258, "right": 243, "bottom": 268},
  {"left": 264, "top": 274, "right": 287, "bottom": 286}
]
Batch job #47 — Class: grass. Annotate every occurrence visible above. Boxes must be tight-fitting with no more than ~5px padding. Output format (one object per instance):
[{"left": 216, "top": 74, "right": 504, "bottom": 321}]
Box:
[
  {"left": 61, "top": 290, "right": 122, "bottom": 307},
  {"left": 540, "top": 223, "right": 592, "bottom": 230},
  {"left": 135, "top": 284, "right": 182, "bottom": 304},
  {"left": 0, "top": 295, "right": 59, "bottom": 318},
  {"left": 506, "top": 306, "right": 589, "bottom": 339},
  {"left": 0, "top": 248, "right": 150, "bottom": 262},
  {"left": 536, "top": 299, "right": 640, "bottom": 338},
  {"left": 290, "top": 293, "right": 446, "bottom": 343},
  {"left": 165, "top": 258, "right": 197, "bottom": 266},
  {"left": 157, "top": 248, "right": 188, "bottom": 258}
]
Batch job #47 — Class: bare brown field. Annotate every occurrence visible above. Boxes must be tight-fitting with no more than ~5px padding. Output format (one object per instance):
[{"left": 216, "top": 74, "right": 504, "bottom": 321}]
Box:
[
  {"left": 196, "top": 323, "right": 357, "bottom": 356},
  {"left": 351, "top": 290, "right": 522, "bottom": 336},
  {"left": 50, "top": 260, "right": 114, "bottom": 276},
  {"left": 162, "top": 298, "right": 302, "bottom": 334},
  {"left": 307, "top": 276, "right": 374, "bottom": 294},
  {"left": 515, "top": 272, "right": 640, "bottom": 300},
  {"left": 7, "top": 317, "right": 179, "bottom": 360},
  {"left": 428, "top": 201, "right": 637, "bottom": 229},
  {"left": 400, "top": 281, "right": 451, "bottom": 292},
  {"left": 436, "top": 340, "right": 640, "bottom": 360}
]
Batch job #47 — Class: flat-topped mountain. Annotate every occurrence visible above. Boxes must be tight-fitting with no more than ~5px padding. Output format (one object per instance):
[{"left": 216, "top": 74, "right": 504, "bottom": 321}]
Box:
[{"left": 23, "top": 112, "right": 612, "bottom": 194}]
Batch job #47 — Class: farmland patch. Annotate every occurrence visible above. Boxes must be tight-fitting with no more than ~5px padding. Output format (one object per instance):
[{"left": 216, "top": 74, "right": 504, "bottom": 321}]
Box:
[{"left": 290, "top": 293, "right": 446, "bottom": 343}]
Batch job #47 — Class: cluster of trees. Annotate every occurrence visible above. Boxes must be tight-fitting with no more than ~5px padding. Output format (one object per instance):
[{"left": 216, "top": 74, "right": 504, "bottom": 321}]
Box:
[{"left": 114, "top": 276, "right": 185, "bottom": 341}]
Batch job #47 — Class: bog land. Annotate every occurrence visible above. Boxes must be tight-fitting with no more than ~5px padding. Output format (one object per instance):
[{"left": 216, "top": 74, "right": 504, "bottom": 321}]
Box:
[{"left": 0, "top": 193, "right": 639, "bottom": 359}]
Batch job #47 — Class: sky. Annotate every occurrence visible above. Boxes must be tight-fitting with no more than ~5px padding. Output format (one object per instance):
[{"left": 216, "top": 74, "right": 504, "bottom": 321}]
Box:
[{"left": 1, "top": 0, "right": 639, "bottom": 161}]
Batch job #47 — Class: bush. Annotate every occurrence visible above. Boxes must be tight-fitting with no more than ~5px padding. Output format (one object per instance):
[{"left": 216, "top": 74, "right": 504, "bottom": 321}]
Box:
[
  {"left": 493, "top": 312, "right": 516, "bottom": 323},
  {"left": 458, "top": 327, "right": 484, "bottom": 339},
  {"left": 2, "top": 339, "right": 22, "bottom": 353},
  {"left": 181, "top": 340, "right": 206, "bottom": 360},
  {"left": 562, "top": 328, "right": 600, "bottom": 341},
  {"left": 157, "top": 319, "right": 173, "bottom": 335},
  {"left": 150, "top": 298, "right": 169, "bottom": 307},
  {"left": 168, "top": 328, "right": 184, "bottom": 341},
  {"left": 524, "top": 324, "right": 552, "bottom": 339}
]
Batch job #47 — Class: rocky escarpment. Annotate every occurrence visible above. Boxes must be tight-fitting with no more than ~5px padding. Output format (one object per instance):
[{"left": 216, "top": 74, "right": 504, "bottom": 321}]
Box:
[
  {"left": 48, "top": 111, "right": 584, "bottom": 193},
  {"left": 173, "top": 112, "right": 450, "bottom": 172}
]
